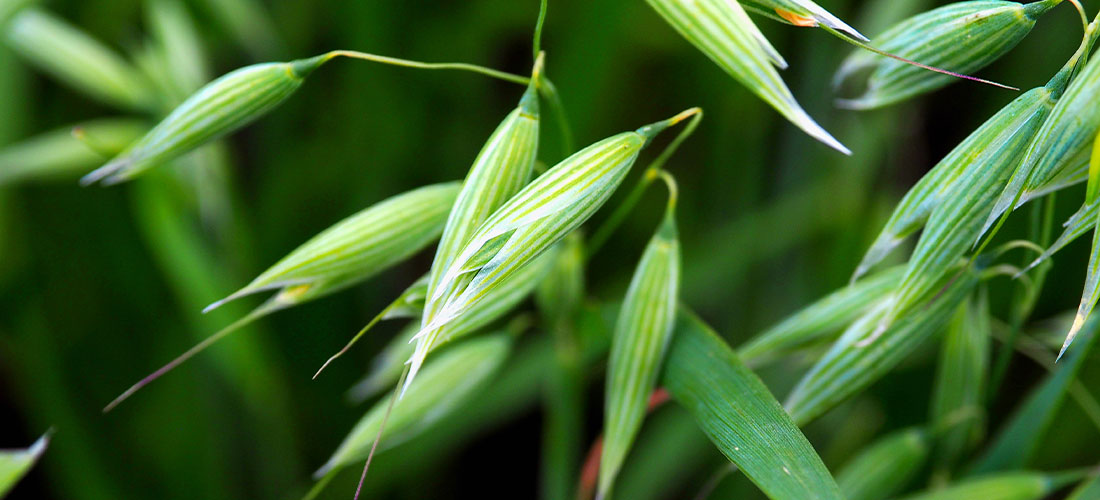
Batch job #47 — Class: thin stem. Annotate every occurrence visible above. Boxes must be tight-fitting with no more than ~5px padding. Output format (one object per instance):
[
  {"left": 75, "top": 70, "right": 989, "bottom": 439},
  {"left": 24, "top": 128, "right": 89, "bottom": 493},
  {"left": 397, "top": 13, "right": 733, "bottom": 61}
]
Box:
[
  {"left": 313, "top": 299, "right": 400, "bottom": 379},
  {"left": 585, "top": 109, "right": 702, "bottom": 258},
  {"left": 103, "top": 298, "right": 286, "bottom": 412},
  {"left": 324, "top": 50, "right": 530, "bottom": 85},
  {"left": 533, "top": 0, "right": 548, "bottom": 60},
  {"left": 1067, "top": 0, "right": 1089, "bottom": 36},
  {"left": 353, "top": 365, "right": 409, "bottom": 500},
  {"left": 820, "top": 26, "right": 1018, "bottom": 92},
  {"left": 657, "top": 169, "right": 679, "bottom": 214}
]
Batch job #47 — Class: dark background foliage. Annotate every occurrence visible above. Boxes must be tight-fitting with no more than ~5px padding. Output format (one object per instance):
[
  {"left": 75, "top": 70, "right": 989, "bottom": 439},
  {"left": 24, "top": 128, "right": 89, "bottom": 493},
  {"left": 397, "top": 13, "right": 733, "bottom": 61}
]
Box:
[{"left": 1, "top": 0, "right": 1098, "bottom": 498}]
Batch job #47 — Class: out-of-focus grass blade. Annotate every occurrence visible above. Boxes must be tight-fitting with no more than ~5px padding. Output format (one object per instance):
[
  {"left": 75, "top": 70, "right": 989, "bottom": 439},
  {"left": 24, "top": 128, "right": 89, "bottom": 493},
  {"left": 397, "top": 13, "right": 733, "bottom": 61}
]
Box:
[
  {"left": 897, "top": 471, "right": 1084, "bottom": 500},
  {"left": 0, "top": 433, "right": 48, "bottom": 498},
  {"left": 145, "top": 0, "right": 209, "bottom": 102},
  {"left": 835, "top": 0, "right": 1055, "bottom": 110},
  {"left": 969, "top": 320, "right": 1099, "bottom": 475},
  {"left": 193, "top": 0, "right": 283, "bottom": 59},
  {"left": 786, "top": 265, "right": 980, "bottom": 425},
  {"left": 661, "top": 309, "right": 844, "bottom": 500},
  {"left": 836, "top": 427, "right": 929, "bottom": 500},
  {"left": 5, "top": 8, "right": 156, "bottom": 110},
  {"left": 1084, "top": 130, "right": 1100, "bottom": 205},
  {"left": 739, "top": 0, "right": 867, "bottom": 40},
  {"left": 930, "top": 289, "right": 990, "bottom": 473},
  {"left": 1066, "top": 473, "right": 1100, "bottom": 500},
  {"left": 317, "top": 333, "right": 512, "bottom": 477},
  {"left": 1064, "top": 208, "right": 1100, "bottom": 358},
  {"left": 646, "top": 0, "right": 850, "bottom": 154},
  {"left": 879, "top": 82, "right": 1055, "bottom": 331},
  {"left": 0, "top": 118, "right": 146, "bottom": 186},
  {"left": 406, "top": 109, "right": 698, "bottom": 392},
  {"left": 983, "top": 20, "right": 1100, "bottom": 237},
  {"left": 600, "top": 187, "right": 680, "bottom": 498},
  {"left": 738, "top": 265, "right": 903, "bottom": 365}
]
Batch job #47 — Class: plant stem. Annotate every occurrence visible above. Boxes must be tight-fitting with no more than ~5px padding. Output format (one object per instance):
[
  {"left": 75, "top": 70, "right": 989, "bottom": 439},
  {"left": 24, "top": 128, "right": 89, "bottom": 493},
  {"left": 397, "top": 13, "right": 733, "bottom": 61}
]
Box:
[{"left": 324, "top": 50, "right": 530, "bottom": 85}]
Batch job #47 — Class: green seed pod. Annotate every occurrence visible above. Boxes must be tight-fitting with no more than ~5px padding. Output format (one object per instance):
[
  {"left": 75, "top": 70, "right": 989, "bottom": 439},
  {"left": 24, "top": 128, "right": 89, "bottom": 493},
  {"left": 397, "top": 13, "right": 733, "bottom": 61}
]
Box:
[
  {"left": 786, "top": 264, "right": 979, "bottom": 426},
  {"left": 647, "top": 0, "right": 849, "bottom": 154},
  {"left": 739, "top": 0, "right": 867, "bottom": 40},
  {"left": 984, "top": 19, "right": 1100, "bottom": 233},
  {"left": 600, "top": 181, "right": 680, "bottom": 498},
  {"left": 738, "top": 265, "right": 904, "bottom": 365},
  {"left": 836, "top": 428, "right": 929, "bottom": 500},
  {"left": 879, "top": 81, "right": 1055, "bottom": 331},
  {"left": 405, "top": 109, "right": 697, "bottom": 392},
  {"left": 208, "top": 181, "right": 459, "bottom": 312},
  {"left": 5, "top": 8, "right": 157, "bottom": 110},
  {"left": 421, "top": 58, "right": 541, "bottom": 344},
  {"left": 896, "top": 471, "right": 1082, "bottom": 500},
  {"left": 0, "top": 118, "right": 147, "bottom": 186},
  {"left": 835, "top": 0, "right": 1055, "bottom": 109},
  {"left": 318, "top": 333, "right": 512, "bottom": 476},
  {"left": 82, "top": 55, "right": 329, "bottom": 185},
  {"left": 0, "top": 433, "right": 49, "bottom": 498}
]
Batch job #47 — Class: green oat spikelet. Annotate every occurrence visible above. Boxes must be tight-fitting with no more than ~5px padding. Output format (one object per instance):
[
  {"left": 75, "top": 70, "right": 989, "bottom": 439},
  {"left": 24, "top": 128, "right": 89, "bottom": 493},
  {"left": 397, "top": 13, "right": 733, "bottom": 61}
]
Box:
[
  {"left": 318, "top": 333, "right": 512, "bottom": 476},
  {"left": 835, "top": 0, "right": 1056, "bottom": 109},
  {"left": 599, "top": 172, "right": 681, "bottom": 499},
  {"left": 419, "top": 55, "right": 543, "bottom": 357},
  {"left": 82, "top": 54, "right": 329, "bottom": 185},
  {"left": 103, "top": 182, "right": 458, "bottom": 411},
  {"left": 405, "top": 109, "right": 700, "bottom": 393},
  {"left": 646, "top": 0, "right": 850, "bottom": 154},
  {"left": 739, "top": 0, "right": 867, "bottom": 40}
]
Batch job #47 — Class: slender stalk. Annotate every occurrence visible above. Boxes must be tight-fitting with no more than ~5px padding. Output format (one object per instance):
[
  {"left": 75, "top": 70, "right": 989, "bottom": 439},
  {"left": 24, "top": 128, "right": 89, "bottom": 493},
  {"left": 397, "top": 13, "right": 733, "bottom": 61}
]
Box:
[
  {"left": 323, "top": 50, "right": 530, "bottom": 85},
  {"left": 533, "top": 0, "right": 548, "bottom": 59},
  {"left": 586, "top": 109, "right": 702, "bottom": 258},
  {"left": 989, "top": 194, "right": 1055, "bottom": 399}
]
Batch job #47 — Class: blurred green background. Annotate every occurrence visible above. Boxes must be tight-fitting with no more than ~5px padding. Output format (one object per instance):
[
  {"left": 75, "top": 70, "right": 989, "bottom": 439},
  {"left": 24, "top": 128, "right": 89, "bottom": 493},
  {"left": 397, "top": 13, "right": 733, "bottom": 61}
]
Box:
[{"left": 1, "top": 0, "right": 1098, "bottom": 498}]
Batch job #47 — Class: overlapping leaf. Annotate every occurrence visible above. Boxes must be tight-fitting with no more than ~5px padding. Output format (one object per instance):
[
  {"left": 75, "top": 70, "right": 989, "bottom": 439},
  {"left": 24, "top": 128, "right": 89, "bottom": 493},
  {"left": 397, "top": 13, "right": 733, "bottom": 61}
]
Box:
[
  {"left": 836, "top": 427, "right": 929, "bottom": 500},
  {"left": 600, "top": 189, "right": 680, "bottom": 498},
  {"left": 739, "top": 0, "right": 866, "bottom": 40},
  {"left": 930, "top": 291, "right": 990, "bottom": 472},
  {"left": 661, "top": 309, "right": 843, "bottom": 500},
  {"left": 896, "top": 471, "right": 1082, "bottom": 500}
]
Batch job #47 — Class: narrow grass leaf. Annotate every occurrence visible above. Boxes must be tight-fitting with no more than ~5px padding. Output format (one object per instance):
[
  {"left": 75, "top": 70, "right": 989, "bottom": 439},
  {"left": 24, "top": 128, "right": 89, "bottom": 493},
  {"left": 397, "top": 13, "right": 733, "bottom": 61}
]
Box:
[
  {"left": 647, "top": 0, "right": 850, "bottom": 154},
  {"left": 5, "top": 8, "right": 156, "bottom": 110},
  {"left": 0, "top": 433, "right": 48, "bottom": 498},
  {"left": 145, "top": 0, "right": 210, "bottom": 101},
  {"left": 786, "top": 265, "right": 979, "bottom": 425},
  {"left": 930, "top": 290, "right": 990, "bottom": 472},
  {"left": 739, "top": 265, "right": 904, "bottom": 364},
  {"left": 406, "top": 110, "right": 697, "bottom": 392},
  {"left": 969, "top": 320, "right": 1099, "bottom": 474},
  {"left": 318, "top": 333, "right": 512, "bottom": 476},
  {"left": 739, "top": 0, "right": 867, "bottom": 40},
  {"left": 1084, "top": 129, "right": 1100, "bottom": 205},
  {"left": 835, "top": 0, "right": 1055, "bottom": 110},
  {"left": 661, "top": 309, "right": 843, "bottom": 500},
  {"left": 897, "top": 471, "right": 1083, "bottom": 500},
  {"left": 983, "top": 20, "right": 1100, "bottom": 237},
  {"left": 81, "top": 54, "right": 332, "bottom": 185},
  {"left": 836, "top": 427, "right": 929, "bottom": 500},
  {"left": 600, "top": 190, "right": 680, "bottom": 498},
  {"left": 1023, "top": 200, "right": 1098, "bottom": 274},
  {"left": 0, "top": 118, "right": 146, "bottom": 186},
  {"left": 878, "top": 82, "right": 1054, "bottom": 332},
  {"left": 420, "top": 58, "right": 541, "bottom": 349}
]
